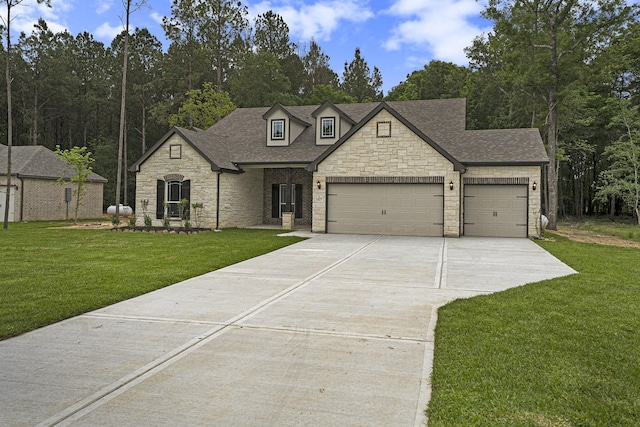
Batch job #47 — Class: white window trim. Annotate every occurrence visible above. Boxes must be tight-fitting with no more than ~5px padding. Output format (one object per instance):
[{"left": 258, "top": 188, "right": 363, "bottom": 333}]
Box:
[
  {"left": 271, "top": 119, "right": 285, "bottom": 140},
  {"left": 320, "top": 117, "right": 335, "bottom": 138},
  {"left": 166, "top": 180, "right": 182, "bottom": 218}
]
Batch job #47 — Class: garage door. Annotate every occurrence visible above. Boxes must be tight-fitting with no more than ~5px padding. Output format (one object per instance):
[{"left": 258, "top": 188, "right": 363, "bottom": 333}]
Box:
[
  {"left": 327, "top": 183, "right": 443, "bottom": 236},
  {"left": 464, "top": 185, "right": 527, "bottom": 237}
]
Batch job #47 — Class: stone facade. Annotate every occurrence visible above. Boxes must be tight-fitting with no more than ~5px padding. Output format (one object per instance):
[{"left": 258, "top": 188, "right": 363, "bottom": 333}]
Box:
[
  {"left": 313, "top": 110, "right": 461, "bottom": 236},
  {"left": 463, "top": 165, "right": 542, "bottom": 237},
  {"left": 135, "top": 134, "right": 265, "bottom": 229},
  {"left": 2, "top": 176, "right": 103, "bottom": 221},
  {"left": 218, "top": 168, "right": 263, "bottom": 228},
  {"left": 135, "top": 134, "right": 219, "bottom": 228}
]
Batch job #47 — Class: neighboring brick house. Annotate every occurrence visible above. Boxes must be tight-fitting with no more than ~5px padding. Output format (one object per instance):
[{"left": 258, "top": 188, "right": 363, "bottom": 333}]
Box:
[
  {"left": 131, "top": 99, "right": 548, "bottom": 238},
  {"left": 0, "top": 144, "right": 107, "bottom": 222}
]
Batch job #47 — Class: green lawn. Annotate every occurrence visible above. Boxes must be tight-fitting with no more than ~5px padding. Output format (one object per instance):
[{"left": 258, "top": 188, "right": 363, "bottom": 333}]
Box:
[
  {"left": 0, "top": 222, "right": 303, "bottom": 340},
  {"left": 427, "top": 233, "right": 640, "bottom": 426}
]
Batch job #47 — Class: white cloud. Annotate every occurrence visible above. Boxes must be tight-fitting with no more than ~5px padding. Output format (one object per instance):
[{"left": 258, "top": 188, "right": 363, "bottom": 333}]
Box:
[
  {"left": 250, "top": 0, "right": 374, "bottom": 42},
  {"left": 95, "top": 0, "right": 114, "bottom": 15},
  {"left": 383, "top": 0, "right": 491, "bottom": 65},
  {"left": 95, "top": 21, "right": 123, "bottom": 40},
  {"left": 150, "top": 11, "right": 164, "bottom": 26},
  {"left": 2, "top": 0, "right": 74, "bottom": 38}
]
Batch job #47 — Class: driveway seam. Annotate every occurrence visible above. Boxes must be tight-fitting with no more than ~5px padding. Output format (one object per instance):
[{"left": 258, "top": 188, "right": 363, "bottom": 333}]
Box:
[{"left": 40, "top": 235, "right": 382, "bottom": 427}]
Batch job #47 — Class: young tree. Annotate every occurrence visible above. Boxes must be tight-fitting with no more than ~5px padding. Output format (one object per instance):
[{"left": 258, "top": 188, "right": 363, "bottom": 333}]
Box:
[
  {"left": 595, "top": 99, "right": 640, "bottom": 227},
  {"left": 55, "top": 145, "right": 96, "bottom": 224},
  {"left": 341, "top": 47, "right": 383, "bottom": 102},
  {"left": 2, "top": 0, "right": 51, "bottom": 230},
  {"left": 169, "top": 82, "right": 235, "bottom": 129}
]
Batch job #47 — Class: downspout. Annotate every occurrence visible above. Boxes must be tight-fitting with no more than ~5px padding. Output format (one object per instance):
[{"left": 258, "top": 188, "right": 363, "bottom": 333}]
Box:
[
  {"left": 216, "top": 171, "right": 221, "bottom": 231},
  {"left": 459, "top": 167, "right": 467, "bottom": 237},
  {"left": 18, "top": 175, "right": 23, "bottom": 222}
]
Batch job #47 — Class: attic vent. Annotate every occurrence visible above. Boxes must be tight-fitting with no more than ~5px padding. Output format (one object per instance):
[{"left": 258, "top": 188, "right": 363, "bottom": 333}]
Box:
[
  {"left": 164, "top": 173, "right": 184, "bottom": 182},
  {"left": 169, "top": 144, "right": 182, "bottom": 159},
  {"left": 377, "top": 121, "right": 391, "bottom": 138}
]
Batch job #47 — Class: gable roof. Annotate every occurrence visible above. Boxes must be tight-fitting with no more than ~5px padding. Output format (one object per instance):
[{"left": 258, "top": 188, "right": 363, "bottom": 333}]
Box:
[
  {"left": 131, "top": 99, "right": 548, "bottom": 172},
  {"left": 308, "top": 101, "right": 466, "bottom": 171},
  {"left": 130, "top": 127, "right": 240, "bottom": 173},
  {"left": 0, "top": 144, "right": 107, "bottom": 182}
]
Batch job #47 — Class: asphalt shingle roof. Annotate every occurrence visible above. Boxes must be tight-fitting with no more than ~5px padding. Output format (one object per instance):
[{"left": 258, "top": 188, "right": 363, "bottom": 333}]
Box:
[
  {"left": 131, "top": 99, "right": 548, "bottom": 172},
  {"left": 0, "top": 144, "right": 107, "bottom": 182}
]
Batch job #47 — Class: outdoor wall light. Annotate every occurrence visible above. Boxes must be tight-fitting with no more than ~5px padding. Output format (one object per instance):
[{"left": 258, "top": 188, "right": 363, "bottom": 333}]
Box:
[
  {"left": 317, "top": 180, "right": 321, "bottom": 190},
  {"left": 449, "top": 181, "right": 454, "bottom": 191},
  {"left": 532, "top": 181, "right": 538, "bottom": 191}
]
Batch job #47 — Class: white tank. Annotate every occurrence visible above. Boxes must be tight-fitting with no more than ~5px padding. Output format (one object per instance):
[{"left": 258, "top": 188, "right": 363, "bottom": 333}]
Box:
[{"left": 107, "top": 205, "right": 133, "bottom": 216}]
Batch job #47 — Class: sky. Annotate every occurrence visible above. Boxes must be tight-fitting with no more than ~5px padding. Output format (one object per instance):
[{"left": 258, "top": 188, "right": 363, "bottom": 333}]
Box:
[{"left": 4, "top": 0, "right": 495, "bottom": 94}]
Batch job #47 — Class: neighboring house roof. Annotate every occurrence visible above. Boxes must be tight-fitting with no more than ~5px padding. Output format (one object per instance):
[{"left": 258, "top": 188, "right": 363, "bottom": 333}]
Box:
[
  {"left": 0, "top": 144, "right": 107, "bottom": 182},
  {"left": 130, "top": 99, "right": 549, "bottom": 173}
]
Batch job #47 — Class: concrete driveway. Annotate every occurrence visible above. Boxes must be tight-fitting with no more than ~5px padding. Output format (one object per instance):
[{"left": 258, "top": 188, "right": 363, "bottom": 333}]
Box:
[{"left": 0, "top": 235, "right": 575, "bottom": 427}]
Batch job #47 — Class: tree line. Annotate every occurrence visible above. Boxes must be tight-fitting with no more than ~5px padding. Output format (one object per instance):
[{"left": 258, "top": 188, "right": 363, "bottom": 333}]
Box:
[{"left": 1, "top": 0, "right": 639, "bottom": 228}]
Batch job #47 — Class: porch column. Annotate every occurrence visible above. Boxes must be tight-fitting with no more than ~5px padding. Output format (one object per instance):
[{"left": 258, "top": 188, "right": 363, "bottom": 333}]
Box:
[{"left": 283, "top": 168, "right": 293, "bottom": 213}]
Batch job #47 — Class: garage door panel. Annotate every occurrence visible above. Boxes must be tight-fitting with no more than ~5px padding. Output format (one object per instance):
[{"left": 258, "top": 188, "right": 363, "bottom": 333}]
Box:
[
  {"left": 327, "top": 183, "right": 443, "bottom": 237},
  {"left": 464, "top": 185, "right": 527, "bottom": 238}
]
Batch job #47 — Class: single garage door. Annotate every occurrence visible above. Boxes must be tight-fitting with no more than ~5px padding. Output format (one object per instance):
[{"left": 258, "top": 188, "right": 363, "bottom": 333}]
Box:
[
  {"left": 464, "top": 184, "right": 528, "bottom": 237},
  {"left": 327, "top": 183, "right": 443, "bottom": 236}
]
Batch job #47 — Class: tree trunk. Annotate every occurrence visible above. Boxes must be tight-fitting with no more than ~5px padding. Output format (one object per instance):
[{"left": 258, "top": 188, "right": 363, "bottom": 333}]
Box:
[
  {"left": 32, "top": 87, "right": 38, "bottom": 145},
  {"left": 3, "top": 3, "right": 13, "bottom": 230},
  {"left": 545, "top": 10, "right": 559, "bottom": 230},
  {"left": 115, "top": 0, "right": 131, "bottom": 223}
]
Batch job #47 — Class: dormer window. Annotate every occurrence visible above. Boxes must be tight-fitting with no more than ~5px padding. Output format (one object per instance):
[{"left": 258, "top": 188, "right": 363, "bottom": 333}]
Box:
[
  {"left": 271, "top": 119, "right": 285, "bottom": 140},
  {"left": 321, "top": 117, "right": 335, "bottom": 138}
]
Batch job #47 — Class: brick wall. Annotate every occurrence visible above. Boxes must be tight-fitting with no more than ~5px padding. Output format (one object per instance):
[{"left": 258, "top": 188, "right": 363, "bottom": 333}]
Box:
[
  {"left": 262, "top": 168, "right": 313, "bottom": 226},
  {"left": 18, "top": 177, "right": 103, "bottom": 221}
]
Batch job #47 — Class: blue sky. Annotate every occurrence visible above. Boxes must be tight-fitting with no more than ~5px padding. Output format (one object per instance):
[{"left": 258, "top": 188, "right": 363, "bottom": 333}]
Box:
[{"left": 6, "top": 0, "right": 494, "bottom": 94}]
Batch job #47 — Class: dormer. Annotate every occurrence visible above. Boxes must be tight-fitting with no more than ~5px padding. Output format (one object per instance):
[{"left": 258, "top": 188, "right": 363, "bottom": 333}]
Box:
[
  {"left": 262, "top": 104, "right": 310, "bottom": 147},
  {"left": 311, "top": 102, "right": 356, "bottom": 145}
]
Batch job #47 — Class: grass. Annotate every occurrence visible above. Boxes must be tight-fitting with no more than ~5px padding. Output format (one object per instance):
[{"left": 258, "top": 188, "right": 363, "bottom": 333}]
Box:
[
  {"left": 427, "top": 233, "right": 640, "bottom": 426},
  {"left": 0, "top": 222, "right": 303, "bottom": 340}
]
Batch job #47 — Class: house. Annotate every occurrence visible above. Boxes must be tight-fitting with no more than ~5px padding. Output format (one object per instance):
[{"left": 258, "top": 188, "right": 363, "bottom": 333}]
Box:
[
  {"left": 131, "top": 99, "right": 548, "bottom": 238},
  {"left": 0, "top": 144, "right": 107, "bottom": 222}
]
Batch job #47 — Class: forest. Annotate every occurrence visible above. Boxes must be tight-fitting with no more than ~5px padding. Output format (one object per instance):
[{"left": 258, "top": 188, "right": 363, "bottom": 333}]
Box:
[{"left": 1, "top": 0, "right": 639, "bottom": 228}]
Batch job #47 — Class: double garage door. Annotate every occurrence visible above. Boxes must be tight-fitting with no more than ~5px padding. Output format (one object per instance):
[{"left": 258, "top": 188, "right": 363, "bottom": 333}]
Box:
[
  {"left": 464, "top": 185, "right": 528, "bottom": 238},
  {"left": 327, "top": 183, "right": 444, "bottom": 237}
]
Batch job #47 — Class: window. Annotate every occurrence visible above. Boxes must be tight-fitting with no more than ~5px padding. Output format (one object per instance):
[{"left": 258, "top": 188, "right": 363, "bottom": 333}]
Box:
[
  {"left": 156, "top": 179, "right": 190, "bottom": 219},
  {"left": 271, "top": 119, "right": 285, "bottom": 140},
  {"left": 321, "top": 117, "right": 335, "bottom": 138},
  {"left": 167, "top": 181, "right": 182, "bottom": 218}
]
